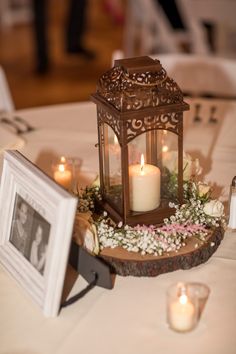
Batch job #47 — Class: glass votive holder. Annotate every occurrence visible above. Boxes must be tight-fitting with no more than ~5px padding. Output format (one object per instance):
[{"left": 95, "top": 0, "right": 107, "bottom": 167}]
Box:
[
  {"left": 52, "top": 156, "right": 73, "bottom": 190},
  {"left": 52, "top": 156, "right": 82, "bottom": 193},
  {"left": 167, "top": 282, "right": 199, "bottom": 333},
  {"left": 187, "top": 282, "right": 210, "bottom": 319},
  {"left": 67, "top": 157, "right": 82, "bottom": 194}
]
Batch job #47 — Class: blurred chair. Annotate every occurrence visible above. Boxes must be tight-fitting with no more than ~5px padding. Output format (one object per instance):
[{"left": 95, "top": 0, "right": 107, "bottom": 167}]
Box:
[
  {"left": 178, "top": 0, "right": 236, "bottom": 58},
  {"left": 124, "top": 0, "right": 189, "bottom": 57},
  {"left": 124, "top": 0, "right": 236, "bottom": 59},
  {"left": 0, "top": 66, "right": 15, "bottom": 113},
  {"left": 152, "top": 54, "right": 236, "bottom": 98}
]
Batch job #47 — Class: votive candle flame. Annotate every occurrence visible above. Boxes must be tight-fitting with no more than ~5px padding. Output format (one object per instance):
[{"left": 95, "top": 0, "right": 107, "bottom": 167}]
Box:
[{"left": 53, "top": 156, "right": 72, "bottom": 189}]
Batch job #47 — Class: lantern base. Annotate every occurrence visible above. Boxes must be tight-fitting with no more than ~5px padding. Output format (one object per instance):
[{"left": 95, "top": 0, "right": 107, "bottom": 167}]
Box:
[
  {"left": 97, "top": 198, "right": 176, "bottom": 226},
  {"left": 98, "top": 226, "right": 224, "bottom": 277}
]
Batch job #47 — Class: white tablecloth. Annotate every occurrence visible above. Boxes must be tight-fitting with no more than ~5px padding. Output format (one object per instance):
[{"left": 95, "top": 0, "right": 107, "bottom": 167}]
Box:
[{"left": 0, "top": 99, "right": 236, "bottom": 354}]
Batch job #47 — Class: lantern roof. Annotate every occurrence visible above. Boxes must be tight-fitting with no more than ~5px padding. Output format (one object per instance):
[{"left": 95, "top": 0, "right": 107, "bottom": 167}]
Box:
[{"left": 93, "top": 56, "right": 189, "bottom": 113}]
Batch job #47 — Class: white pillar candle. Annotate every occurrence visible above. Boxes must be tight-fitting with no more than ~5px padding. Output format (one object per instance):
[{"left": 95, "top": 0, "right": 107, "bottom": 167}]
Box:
[
  {"left": 129, "top": 154, "right": 161, "bottom": 212},
  {"left": 53, "top": 157, "right": 72, "bottom": 189},
  {"left": 168, "top": 294, "right": 196, "bottom": 332}
]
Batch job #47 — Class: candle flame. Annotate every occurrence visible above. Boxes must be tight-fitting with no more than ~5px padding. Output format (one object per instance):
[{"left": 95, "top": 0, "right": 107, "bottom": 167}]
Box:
[
  {"left": 114, "top": 134, "right": 118, "bottom": 145},
  {"left": 140, "top": 154, "right": 145, "bottom": 172},
  {"left": 60, "top": 156, "right": 66, "bottom": 163},
  {"left": 179, "top": 294, "right": 188, "bottom": 305},
  {"left": 162, "top": 145, "right": 169, "bottom": 153},
  {"left": 59, "top": 164, "right": 65, "bottom": 172}
]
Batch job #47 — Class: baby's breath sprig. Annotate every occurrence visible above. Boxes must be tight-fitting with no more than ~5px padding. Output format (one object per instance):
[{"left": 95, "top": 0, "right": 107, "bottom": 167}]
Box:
[
  {"left": 77, "top": 186, "right": 101, "bottom": 213},
  {"left": 76, "top": 180, "right": 225, "bottom": 256}
]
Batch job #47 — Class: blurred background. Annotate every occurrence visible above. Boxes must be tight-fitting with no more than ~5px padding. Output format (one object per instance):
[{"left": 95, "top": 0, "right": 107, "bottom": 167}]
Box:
[
  {"left": 0, "top": 0, "right": 124, "bottom": 108},
  {"left": 1, "top": 0, "right": 236, "bottom": 109}
]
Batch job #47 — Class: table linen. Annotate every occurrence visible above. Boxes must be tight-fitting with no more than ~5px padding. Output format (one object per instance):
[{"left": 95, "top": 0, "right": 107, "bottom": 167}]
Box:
[{"left": 0, "top": 99, "right": 236, "bottom": 354}]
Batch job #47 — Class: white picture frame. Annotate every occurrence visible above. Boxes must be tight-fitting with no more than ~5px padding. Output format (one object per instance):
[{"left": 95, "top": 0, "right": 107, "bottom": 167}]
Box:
[{"left": 0, "top": 150, "right": 78, "bottom": 317}]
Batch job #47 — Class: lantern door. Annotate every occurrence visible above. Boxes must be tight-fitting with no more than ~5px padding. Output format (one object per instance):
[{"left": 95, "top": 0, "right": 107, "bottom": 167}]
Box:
[{"left": 128, "top": 129, "right": 179, "bottom": 204}]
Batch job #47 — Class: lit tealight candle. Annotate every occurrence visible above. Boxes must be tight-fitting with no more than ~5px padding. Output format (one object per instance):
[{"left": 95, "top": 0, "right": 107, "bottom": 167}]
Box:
[
  {"left": 53, "top": 156, "right": 72, "bottom": 190},
  {"left": 162, "top": 145, "right": 169, "bottom": 153},
  {"left": 168, "top": 286, "right": 197, "bottom": 332},
  {"left": 129, "top": 154, "right": 160, "bottom": 212}
]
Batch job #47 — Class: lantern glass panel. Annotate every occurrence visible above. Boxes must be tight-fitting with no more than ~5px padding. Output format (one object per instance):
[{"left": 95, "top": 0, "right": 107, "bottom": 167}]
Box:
[
  {"left": 128, "top": 129, "right": 179, "bottom": 213},
  {"left": 101, "top": 123, "right": 122, "bottom": 213},
  {"left": 161, "top": 130, "right": 179, "bottom": 203}
]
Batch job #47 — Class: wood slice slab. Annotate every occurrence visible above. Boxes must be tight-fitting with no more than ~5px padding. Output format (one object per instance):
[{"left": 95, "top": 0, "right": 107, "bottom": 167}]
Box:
[{"left": 98, "top": 226, "right": 224, "bottom": 277}]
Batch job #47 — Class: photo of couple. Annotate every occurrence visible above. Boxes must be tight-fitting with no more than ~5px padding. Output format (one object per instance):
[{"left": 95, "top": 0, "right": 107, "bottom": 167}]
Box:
[{"left": 9, "top": 193, "right": 50, "bottom": 275}]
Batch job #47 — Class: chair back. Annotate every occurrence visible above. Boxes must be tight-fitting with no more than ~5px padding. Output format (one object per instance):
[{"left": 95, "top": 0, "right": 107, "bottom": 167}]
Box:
[
  {"left": 0, "top": 66, "right": 14, "bottom": 113},
  {"left": 178, "top": 0, "right": 236, "bottom": 57},
  {"left": 152, "top": 54, "right": 236, "bottom": 98},
  {"left": 124, "top": 0, "right": 187, "bottom": 56}
]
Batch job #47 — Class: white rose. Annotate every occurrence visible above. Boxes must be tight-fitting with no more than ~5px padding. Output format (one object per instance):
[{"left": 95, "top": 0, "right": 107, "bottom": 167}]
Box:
[
  {"left": 203, "top": 200, "right": 224, "bottom": 218},
  {"left": 163, "top": 151, "right": 202, "bottom": 181},
  {"left": 198, "top": 183, "right": 211, "bottom": 197}
]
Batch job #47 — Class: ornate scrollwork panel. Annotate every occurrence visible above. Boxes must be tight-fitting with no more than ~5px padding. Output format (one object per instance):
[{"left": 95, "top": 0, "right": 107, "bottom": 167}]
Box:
[
  {"left": 125, "top": 112, "right": 182, "bottom": 143},
  {"left": 97, "top": 107, "right": 121, "bottom": 143},
  {"left": 97, "top": 64, "right": 185, "bottom": 112}
]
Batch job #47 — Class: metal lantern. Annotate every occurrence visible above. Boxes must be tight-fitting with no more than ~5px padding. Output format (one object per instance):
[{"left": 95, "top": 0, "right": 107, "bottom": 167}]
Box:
[{"left": 91, "top": 56, "right": 189, "bottom": 225}]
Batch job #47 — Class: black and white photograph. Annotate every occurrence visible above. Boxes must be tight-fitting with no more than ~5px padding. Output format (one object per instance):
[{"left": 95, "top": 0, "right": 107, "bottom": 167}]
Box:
[
  {"left": 9, "top": 194, "right": 33, "bottom": 257},
  {"left": 0, "top": 151, "right": 78, "bottom": 317},
  {"left": 9, "top": 193, "right": 50, "bottom": 275},
  {"left": 28, "top": 214, "right": 50, "bottom": 275}
]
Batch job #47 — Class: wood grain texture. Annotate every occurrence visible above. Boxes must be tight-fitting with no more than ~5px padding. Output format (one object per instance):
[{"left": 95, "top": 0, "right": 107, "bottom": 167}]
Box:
[{"left": 99, "top": 226, "right": 224, "bottom": 276}]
